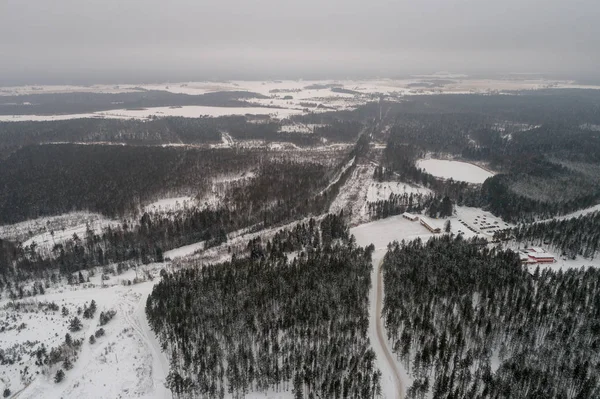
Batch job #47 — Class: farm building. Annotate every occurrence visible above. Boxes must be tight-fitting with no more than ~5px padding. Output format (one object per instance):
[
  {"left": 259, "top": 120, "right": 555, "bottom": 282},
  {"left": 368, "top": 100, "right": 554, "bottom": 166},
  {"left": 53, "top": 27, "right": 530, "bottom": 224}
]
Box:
[
  {"left": 523, "top": 247, "right": 556, "bottom": 264},
  {"left": 420, "top": 217, "right": 441, "bottom": 233},
  {"left": 402, "top": 212, "right": 419, "bottom": 221},
  {"left": 519, "top": 252, "right": 537, "bottom": 264},
  {"left": 527, "top": 252, "right": 556, "bottom": 263}
]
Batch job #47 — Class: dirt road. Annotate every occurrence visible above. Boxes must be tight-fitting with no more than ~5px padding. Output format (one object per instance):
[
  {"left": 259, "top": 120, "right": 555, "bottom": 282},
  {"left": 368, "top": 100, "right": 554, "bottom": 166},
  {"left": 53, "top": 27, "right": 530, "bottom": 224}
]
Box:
[{"left": 374, "top": 256, "right": 405, "bottom": 399}]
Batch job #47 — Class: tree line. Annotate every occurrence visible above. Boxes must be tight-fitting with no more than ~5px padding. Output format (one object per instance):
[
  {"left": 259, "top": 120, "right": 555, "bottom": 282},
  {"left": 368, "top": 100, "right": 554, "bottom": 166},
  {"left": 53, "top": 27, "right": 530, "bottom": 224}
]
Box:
[{"left": 495, "top": 211, "right": 600, "bottom": 259}]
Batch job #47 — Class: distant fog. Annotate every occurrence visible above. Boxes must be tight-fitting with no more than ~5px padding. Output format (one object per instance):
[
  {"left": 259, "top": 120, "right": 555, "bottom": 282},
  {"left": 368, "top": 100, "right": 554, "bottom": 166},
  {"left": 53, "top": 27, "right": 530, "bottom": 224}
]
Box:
[{"left": 1, "top": 0, "right": 599, "bottom": 85}]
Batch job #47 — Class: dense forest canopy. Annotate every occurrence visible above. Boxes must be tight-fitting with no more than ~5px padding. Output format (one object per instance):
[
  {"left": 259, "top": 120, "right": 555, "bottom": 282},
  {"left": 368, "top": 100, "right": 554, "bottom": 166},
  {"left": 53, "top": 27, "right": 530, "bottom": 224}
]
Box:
[
  {"left": 146, "top": 215, "right": 382, "bottom": 398},
  {"left": 383, "top": 236, "right": 600, "bottom": 399}
]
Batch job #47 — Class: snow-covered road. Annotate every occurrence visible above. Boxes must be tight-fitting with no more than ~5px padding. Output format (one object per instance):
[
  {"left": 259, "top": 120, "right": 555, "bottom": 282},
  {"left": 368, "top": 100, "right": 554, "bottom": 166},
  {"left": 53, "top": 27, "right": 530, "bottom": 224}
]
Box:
[
  {"left": 133, "top": 285, "right": 172, "bottom": 399},
  {"left": 369, "top": 250, "right": 405, "bottom": 399}
]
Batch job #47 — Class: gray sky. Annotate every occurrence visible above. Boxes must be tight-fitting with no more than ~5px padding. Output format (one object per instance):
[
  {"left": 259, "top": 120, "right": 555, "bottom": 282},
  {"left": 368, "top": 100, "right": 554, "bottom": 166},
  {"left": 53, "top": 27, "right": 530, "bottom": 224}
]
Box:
[{"left": 1, "top": 0, "right": 598, "bottom": 84}]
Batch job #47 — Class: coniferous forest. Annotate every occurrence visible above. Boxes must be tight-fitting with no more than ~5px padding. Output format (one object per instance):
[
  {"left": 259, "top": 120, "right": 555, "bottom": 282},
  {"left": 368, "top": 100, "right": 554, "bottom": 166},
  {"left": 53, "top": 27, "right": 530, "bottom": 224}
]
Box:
[
  {"left": 146, "top": 215, "right": 382, "bottom": 398},
  {"left": 382, "top": 236, "right": 600, "bottom": 399},
  {"left": 495, "top": 211, "right": 600, "bottom": 260}
]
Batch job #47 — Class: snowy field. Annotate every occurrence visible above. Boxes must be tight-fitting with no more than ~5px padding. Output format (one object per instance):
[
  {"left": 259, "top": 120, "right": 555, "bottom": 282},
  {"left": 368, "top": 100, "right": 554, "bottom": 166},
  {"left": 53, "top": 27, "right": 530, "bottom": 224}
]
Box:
[
  {"left": 454, "top": 206, "right": 514, "bottom": 238},
  {"left": 2, "top": 77, "right": 599, "bottom": 98},
  {"left": 3, "top": 78, "right": 600, "bottom": 123},
  {"left": 143, "top": 196, "right": 196, "bottom": 213},
  {"left": 352, "top": 214, "right": 438, "bottom": 250},
  {"left": 0, "top": 212, "right": 121, "bottom": 247},
  {"left": 0, "top": 264, "right": 171, "bottom": 399},
  {"left": 417, "top": 159, "right": 494, "bottom": 183},
  {"left": 0, "top": 105, "right": 304, "bottom": 122},
  {"left": 366, "top": 181, "right": 431, "bottom": 202},
  {"left": 328, "top": 163, "right": 376, "bottom": 226}
]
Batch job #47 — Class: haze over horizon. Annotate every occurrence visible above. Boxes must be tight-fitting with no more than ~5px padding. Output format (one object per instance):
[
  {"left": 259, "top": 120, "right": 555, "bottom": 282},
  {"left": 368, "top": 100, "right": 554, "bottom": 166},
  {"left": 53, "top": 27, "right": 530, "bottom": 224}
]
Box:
[{"left": 1, "top": 0, "right": 599, "bottom": 85}]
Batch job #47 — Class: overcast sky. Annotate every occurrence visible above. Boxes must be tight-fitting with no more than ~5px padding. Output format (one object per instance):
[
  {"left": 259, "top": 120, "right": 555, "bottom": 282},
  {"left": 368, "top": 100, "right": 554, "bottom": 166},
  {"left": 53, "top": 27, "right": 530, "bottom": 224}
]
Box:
[{"left": 1, "top": 0, "right": 598, "bottom": 84}]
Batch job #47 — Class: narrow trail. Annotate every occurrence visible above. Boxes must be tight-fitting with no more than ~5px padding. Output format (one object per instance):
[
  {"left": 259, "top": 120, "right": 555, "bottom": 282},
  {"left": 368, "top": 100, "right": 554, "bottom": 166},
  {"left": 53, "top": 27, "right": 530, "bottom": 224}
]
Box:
[
  {"left": 133, "top": 289, "right": 172, "bottom": 399},
  {"left": 373, "top": 256, "right": 404, "bottom": 399},
  {"left": 121, "top": 287, "right": 172, "bottom": 399}
]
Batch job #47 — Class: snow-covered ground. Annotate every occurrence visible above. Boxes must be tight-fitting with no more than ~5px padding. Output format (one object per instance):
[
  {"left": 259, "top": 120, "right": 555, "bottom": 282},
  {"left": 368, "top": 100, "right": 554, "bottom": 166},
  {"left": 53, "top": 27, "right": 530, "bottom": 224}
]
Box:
[
  {"left": 163, "top": 241, "right": 205, "bottom": 260},
  {"left": 2, "top": 78, "right": 600, "bottom": 99},
  {"left": 351, "top": 214, "right": 437, "bottom": 249},
  {"left": 319, "top": 156, "right": 355, "bottom": 195},
  {"left": 0, "top": 105, "right": 304, "bottom": 122},
  {"left": 0, "top": 263, "right": 171, "bottom": 399},
  {"left": 4, "top": 78, "right": 599, "bottom": 123},
  {"left": 328, "top": 164, "right": 376, "bottom": 225},
  {"left": 454, "top": 206, "right": 514, "bottom": 238},
  {"left": 501, "top": 241, "right": 600, "bottom": 273},
  {"left": 366, "top": 181, "right": 431, "bottom": 202},
  {"left": 416, "top": 159, "right": 494, "bottom": 184},
  {"left": 0, "top": 212, "right": 121, "bottom": 247},
  {"left": 143, "top": 196, "right": 196, "bottom": 213},
  {"left": 278, "top": 123, "right": 324, "bottom": 134},
  {"left": 540, "top": 203, "right": 600, "bottom": 223},
  {"left": 352, "top": 217, "right": 445, "bottom": 399}
]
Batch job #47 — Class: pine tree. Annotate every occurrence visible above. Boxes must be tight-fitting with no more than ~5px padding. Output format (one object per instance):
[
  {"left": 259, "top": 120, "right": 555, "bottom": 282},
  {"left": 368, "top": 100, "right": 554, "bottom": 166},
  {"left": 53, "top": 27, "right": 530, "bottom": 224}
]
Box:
[
  {"left": 69, "top": 317, "right": 82, "bottom": 332},
  {"left": 54, "top": 369, "right": 65, "bottom": 383}
]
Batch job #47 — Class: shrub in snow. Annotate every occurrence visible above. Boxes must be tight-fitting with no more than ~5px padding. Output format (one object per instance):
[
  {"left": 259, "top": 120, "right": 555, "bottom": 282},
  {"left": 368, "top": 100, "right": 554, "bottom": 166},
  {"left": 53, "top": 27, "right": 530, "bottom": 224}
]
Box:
[
  {"left": 54, "top": 369, "right": 65, "bottom": 383},
  {"left": 68, "top": 317, "right": 82, "bottom": 332},
  {"left": 99, "top": 309, "right": 116, "bottom": 326}
]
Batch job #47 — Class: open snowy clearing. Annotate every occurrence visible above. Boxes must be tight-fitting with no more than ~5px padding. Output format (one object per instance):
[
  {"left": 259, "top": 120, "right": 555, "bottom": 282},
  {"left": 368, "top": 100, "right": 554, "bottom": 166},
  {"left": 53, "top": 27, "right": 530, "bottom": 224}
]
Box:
[
  {"left": 540, "top": 203, "right": 600, "bottom": 222},
  {"left": 0, "top": 212, "right": 122, "bottom": 247},
  {"left": 0, "top": 105, "right": 304, "bottom": 122},
  {"left": 0, "top": 264, "right": 171, "bottom": 399},
  {"left": 328, "top": 163, "right": 376, "bottom": 226},
  {"left": 417, "top": 159, "right": 494, "bottom": 184},
  {"left": 352, "top": 214, "right": 439, "bottom": 250},
  {"left": 454, "top": 206, "right": 514, "bottom": 237},
  {"left": 3, "top": 78, "right": 599, "bottom": 98},
  {"left": 143, "top": 196, "right": 196, "bottom": 213},
  {"left": 4, "top": 78, "right": 600, "bottom": 124},
  {"left": 366, "top": 181, "right": 431, "bottom": 203}
]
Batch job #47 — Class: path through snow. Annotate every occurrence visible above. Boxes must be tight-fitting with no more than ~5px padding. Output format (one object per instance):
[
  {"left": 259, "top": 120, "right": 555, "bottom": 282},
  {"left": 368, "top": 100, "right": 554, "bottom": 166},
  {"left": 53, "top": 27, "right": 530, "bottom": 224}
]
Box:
[{"left": 371, "top": 250, "right": 404, "bottom": 399}]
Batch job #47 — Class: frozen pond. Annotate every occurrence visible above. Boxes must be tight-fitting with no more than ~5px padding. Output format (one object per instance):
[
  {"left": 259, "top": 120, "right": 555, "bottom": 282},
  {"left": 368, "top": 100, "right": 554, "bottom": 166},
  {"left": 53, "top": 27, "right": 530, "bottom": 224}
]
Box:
[{"left": 417, "top": 159, "right": 494, "bottom": 184}]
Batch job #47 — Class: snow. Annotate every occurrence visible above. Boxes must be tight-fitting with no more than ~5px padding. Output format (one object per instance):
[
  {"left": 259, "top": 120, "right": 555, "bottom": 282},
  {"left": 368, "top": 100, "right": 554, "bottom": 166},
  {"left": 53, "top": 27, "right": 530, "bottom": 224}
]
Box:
[
  {"left": 454, "top": 206, "right": 514, "bottom": 238},
  {"left": 0, "top": 106, "right": 304, "bottom": 122},
  {"left": 416, "top": 159, "right": 494, "bottom": 184},
  {"left": 0, "top": 212, "right": 121, "bottom": 246},
  {"left": 328, "top": 164, "right": 376, "bottom": 225},
  {"left": 143, "top": 196, "right": 196, "bottom": 213},
  {"left": 278, "top": 123, "right": 323, "bottom": 134},
  {"left": 163, "top": 241, "right": 205, "bottom": 260},
  {"left": 352, "top": 214, "right": 437, "bottom": 250},
  {"left": 319, "top": 156, "right": 355, "bottom": 195},
  {"left": 366, "top": 181, "right": 431, "bottom": 202},
  {"left": 368, "top": 249, "right": 407, "bottom": 399},
  {"left": 352, "top": 218, "right": 439, "bottom": 399},
  {"left": 22, "top": 220, "right": 119, "bottom": 251},
  {"left": 5, "top": 78, "right": 598, "bottom": 125},
  {"left": 0, "top": 263, "right": 171, "bottom": 399},
  {"left": 2, "top": 78, "right": 599, "bottom": 101},
  {"left": 502, "top": 241, "right": 600, "bottom": 272},
  {"left": 543, "top": 203, "right": 600, "bottom": 222}
]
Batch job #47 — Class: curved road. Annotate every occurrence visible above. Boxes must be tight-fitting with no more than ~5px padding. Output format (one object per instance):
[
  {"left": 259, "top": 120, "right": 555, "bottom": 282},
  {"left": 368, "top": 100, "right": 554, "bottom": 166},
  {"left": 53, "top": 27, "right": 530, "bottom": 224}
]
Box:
[{"left": 372, "top": 254, "right": 405, "bottom": 399}]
